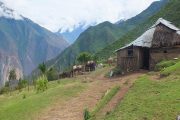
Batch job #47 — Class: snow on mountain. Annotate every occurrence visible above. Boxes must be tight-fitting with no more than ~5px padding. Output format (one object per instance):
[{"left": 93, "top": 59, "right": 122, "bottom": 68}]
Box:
[{"left": 0, "top": 2, "right": 23, "bottom": 20}]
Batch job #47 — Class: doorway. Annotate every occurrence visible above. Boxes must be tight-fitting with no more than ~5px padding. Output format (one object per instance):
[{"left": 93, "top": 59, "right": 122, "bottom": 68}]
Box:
[{"left": 142, "top": 48, "right": 150, "bottom": 70}]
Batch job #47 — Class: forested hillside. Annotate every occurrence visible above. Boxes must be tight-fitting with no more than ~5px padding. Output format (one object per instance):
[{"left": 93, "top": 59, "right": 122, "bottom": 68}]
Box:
[
  {"left": 96, "top": 0, "right": 180, "bottom": 59},
  {"left": 46, "top": 0, "right": 168, "bottom": 72}
]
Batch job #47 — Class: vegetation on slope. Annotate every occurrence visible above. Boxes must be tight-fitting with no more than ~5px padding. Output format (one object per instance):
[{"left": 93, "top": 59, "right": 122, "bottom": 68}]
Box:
[
  {"left": 46, "top": 0, "right": 168, "bottom": 71},
  {"left": 90, "top": 86, "right": 120, "bottom": 120},
  {"left": 96, "top": 0, "right": 180, "bottom": 59},
  {"left": 0, "top": 79, "right": 85, "bottom": 120},
  {"left": 47, "top": 21, "right": 126, "bottom": 71},
  {"left": 160, "top": 60, "right": 180, "bottom": 77},
  {"left": 105, "top": 74, "right": 180, "bottom": 120}
]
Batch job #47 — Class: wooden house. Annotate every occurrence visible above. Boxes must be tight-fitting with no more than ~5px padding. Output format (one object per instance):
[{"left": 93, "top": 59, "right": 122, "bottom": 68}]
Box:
[{"left": 115, "top": 18, "right": 180, "bottom": 72}]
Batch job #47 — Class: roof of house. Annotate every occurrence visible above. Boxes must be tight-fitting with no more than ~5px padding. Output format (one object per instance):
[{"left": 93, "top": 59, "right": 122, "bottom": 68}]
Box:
[{"left": 115, "top": 18, "right": 180, "bottom": 52}]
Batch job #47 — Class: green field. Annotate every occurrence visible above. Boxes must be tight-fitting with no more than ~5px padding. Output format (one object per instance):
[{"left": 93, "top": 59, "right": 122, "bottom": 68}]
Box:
[
  {"left": 105, "top": 70, "right": 180, "bottom": 120},
  {"left": 0, "top": 79, "right": 86, "bottom": 120}
]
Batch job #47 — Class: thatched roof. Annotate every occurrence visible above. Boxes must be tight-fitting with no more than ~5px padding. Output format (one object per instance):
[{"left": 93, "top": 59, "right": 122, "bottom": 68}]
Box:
[{"left": 115, "top": 18, "right": 180, "bottom": 52}]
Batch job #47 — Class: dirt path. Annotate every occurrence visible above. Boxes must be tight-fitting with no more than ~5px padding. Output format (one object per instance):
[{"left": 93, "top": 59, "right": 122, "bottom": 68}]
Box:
[
  {"left": 37, "top": 69, "right": 145, "bottom": 120},
  {"left": 94, "top": 73, "right": 142, "bottom": 120}
]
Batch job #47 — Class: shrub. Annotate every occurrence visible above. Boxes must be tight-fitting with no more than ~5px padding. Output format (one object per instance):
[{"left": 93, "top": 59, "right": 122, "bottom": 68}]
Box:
[
  {"left": 106, "top": 67, "right": 123, "bottom": 77},
  {"left": 36, "top": 75, "right": 48, "bottom": 93},
  {"left": 83, "top": 108, "right": 91, "bottom": 120},
  {"left": 18, "top": 79, "right": 28, "bottom": 91},
  {"left": 47, "top": 67, "right": 58, "bottom": 81},
  {"left": 0, "top": 87, "right": 9, "bottom": 94},
  {"left": 160, "top": 61, "right": 180, "bottom": 77},
  {"left": 155, "top": 60, "right": 176, "bottom": 71},
  {"left": 22, "top": 94, "right": 26, "bottom": 99}
]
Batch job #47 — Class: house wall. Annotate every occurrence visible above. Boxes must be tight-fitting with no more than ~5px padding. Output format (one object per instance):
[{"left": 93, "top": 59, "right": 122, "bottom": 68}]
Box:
[
  {"left": 149, "top": 47, "right": 180, "bottom": 70},
  {"left": 117, "top": 47, "right": 142, "bottom": 72}
]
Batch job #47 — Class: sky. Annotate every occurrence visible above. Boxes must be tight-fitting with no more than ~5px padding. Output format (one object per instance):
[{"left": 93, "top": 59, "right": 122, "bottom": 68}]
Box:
[{"left": 1, "top": 0, "right": 157, "bottom": 32}]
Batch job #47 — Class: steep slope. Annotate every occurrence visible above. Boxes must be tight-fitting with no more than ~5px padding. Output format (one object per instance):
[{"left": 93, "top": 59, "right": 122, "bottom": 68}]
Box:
[
  {"left": 117, "top": 0, "right": 169, "bottom": 32},
  {"left": 47, "top": 0, "right": 168, "bottom": 71},
  {"left": 47, "top": 21, "right": 125, "bottom": 71},
  {"left": 0, "top": 2, "right": 69, "bottom": 86},
  {"left": 96, "top": 0, "right": 180, "bottom": 59}
]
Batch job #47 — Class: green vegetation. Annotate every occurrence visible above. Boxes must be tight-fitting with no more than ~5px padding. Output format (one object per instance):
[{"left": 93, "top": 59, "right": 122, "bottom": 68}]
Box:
[
  {"left": 9, "top": 69, "right": 17, "bottom": 80},
  {"left": 105, "top": 73, "right": 180, "bottom": 120},
  {"left": 155, "top": 60, "right": 177, "bottom": 71},
  {"left": 47, "top": 67, "right": 58, "bottom": 81},
  {"left": 77, "top": 52, "right": 92, "bottom": 64},
  {"left": 96, "top": 0, "right": 180, "bottom": 59},
  {"left": 46, "top": 0, "right": 168, "bottom": 72},
  {"left": 90, "top": 86, "right": 120, "bottom": 119},
  {"left": 38, "top": 62, "right": 47, "bottom": 75},
  {"left": 160, "top": 61, "right": 180, "bottom": 77},
  {"left": 84, "top": 108, "right": 91, "bottom": 120},
  {"left": 36, "top": 75, "right": 48, "bottom": 92},
  {"left": 0, "top": 79, "right": 85, "bottom": 120}
]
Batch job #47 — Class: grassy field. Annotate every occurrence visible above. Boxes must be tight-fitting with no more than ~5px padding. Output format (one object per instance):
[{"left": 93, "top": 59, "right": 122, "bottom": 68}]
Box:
[
  {"left": 105, "top": 71, "right": 180, "bottom": 120},
  {"left": 0, "top": 78, "right": 86, "bottom": 120}
]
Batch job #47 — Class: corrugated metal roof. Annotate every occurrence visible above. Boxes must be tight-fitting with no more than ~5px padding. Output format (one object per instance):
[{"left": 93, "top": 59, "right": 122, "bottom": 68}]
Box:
[
  {"left": 151, "top": 18, "right": 180, "bottom": 31},
  {"left": 115, "top": 18, "right": 180, "bottom": 52}
]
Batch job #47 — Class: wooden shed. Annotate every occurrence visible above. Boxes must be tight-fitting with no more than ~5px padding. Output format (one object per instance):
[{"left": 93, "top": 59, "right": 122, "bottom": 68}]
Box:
[{"left": 115, "top": 18, "right": 180, "bottom": 72}]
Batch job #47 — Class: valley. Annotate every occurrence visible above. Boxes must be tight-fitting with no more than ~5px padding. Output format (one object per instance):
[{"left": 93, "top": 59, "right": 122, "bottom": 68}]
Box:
[{"left": 0, "top": 0, "right": 179, "bottom": 120}]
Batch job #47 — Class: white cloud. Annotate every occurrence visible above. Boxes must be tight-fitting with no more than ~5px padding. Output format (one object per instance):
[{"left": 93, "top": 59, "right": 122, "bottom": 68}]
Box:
[{"left": 1, "top": 0, "right": 157, "bottom": 32}]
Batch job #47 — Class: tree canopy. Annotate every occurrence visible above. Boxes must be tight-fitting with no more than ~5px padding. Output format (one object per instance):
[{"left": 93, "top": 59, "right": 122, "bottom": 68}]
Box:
[
  {"left": 77, "top": 52, "right": 92, "bottom": 64},
  {"left": 9, "top": 69, "right": 17, "bottom": 80},
  {"left": 38, "top": 62, "right": 47, "bottom": 75}
]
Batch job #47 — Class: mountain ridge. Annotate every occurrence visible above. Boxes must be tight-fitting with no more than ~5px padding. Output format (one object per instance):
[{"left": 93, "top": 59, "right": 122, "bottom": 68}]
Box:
[{"left": 0, "top": 2, "right": 69, "bottom": 87}]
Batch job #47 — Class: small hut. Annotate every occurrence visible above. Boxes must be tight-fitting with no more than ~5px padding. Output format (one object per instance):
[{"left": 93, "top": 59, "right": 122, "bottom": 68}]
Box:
[{"left": 115, "top": 18, "right": 180, "bottom": 72}]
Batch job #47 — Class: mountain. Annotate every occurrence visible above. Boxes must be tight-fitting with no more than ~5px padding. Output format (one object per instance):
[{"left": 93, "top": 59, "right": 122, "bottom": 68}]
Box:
[
  {"left": 96, "top": 0, "right": 170, "bottom": 59},
  {"left": 58, "top": 24, "right": 87, "bottom": 44},
  {"left": 0, "top": 2, "right": 69, "bottom": 87},
  {"left": 47, "top": 21, "right": 125, "bottom": 71},
  {"left": 46, "top": 0, "right": 168, "bottom": 72}
]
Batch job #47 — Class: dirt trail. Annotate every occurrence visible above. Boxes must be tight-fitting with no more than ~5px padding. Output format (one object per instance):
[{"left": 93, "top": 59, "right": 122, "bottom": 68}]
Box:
[
  {"left": 38, "top": 69, "right": 145, "bottom": 120},
  {"left": 94, "top": 73, "right": 142, "bottom": 120}
]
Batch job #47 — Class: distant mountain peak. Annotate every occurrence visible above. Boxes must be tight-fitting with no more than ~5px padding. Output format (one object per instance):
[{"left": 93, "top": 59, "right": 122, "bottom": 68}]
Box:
[{"left": 0, "top": 2, "right": 23, "bottom": 20}]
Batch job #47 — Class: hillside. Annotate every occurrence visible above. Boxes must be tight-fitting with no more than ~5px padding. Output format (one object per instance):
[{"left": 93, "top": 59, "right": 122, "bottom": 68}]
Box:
[
  {"left": 96, "top": 0, "right": 180, "bottom": 59},
  {"left": 0, "top": 2, "right": 69, "bottom": 87},
  {"left": 46, "top": 0, "right": 167, "bottom": 72},
  {"left": 105, "top": 61, "right": 180, "bottom": 120},
  {"left": 47, "top": 21, "right": 126, "bottom": 71}
]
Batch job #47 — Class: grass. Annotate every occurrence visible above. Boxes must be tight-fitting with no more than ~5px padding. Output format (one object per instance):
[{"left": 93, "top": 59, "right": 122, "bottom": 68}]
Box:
[
  {"left": 160, "top": 61, "right": 180, "bottom": 77},
  {"left": 155, "top": 60, "right": 177, "bottom": 71},
  {"left": 90, "top": 85, "right": 120, "bottom": 119},
  {"left": 104, "top": 74, "right": 180, "bottom": 120},
  {"left": 0, "top": 78, "right": 86, "bottom": 120}
]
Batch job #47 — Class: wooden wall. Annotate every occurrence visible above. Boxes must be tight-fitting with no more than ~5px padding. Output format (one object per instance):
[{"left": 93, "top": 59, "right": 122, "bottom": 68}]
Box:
[
  {"left": 149, "top": 47, "right": 180, "bottom": 70},
  {"left": 117, "top": 47, "right": 142, "bottom": 72}
]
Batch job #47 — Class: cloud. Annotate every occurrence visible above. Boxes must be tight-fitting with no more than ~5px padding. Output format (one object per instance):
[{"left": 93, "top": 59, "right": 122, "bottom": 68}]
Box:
[{"left": 1, "top": 0, "right": 157, "bottom": 32}]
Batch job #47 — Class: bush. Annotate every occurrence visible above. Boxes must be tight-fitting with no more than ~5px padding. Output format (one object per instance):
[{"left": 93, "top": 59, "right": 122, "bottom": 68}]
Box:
[
  {"left": 155, "top": 60, "right": 177, "bottom": 71},
  {"left": 36, "top": 75, "right": 48, "bottom": 93},
  {"left": 83, "top": 108, "right": 91, "bottom": 120},
  {"left": 160, "top": 61, "right": 180, "bottom": 77},
  {"left": 22, "top": 94, "right": 26, "bottom": 99},
  {"left": 18, "top": 79, "right": 28, "bottom": 91},
  {"left": 0, "top": 87, "right": 9, "bottom": 94},
  {"left": 106, "top": 67, "right": 123, "bottom": 77}
]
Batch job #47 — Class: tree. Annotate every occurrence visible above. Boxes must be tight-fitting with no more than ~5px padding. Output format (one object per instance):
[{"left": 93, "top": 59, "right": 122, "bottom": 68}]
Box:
[
  {"left": 9, "top": 69, "right": 17, "bottom": 80},
  {"left": 8, "top": 69, "right": 17, "bottom": 95},
  {"left": 38, "top": 62, "right": 47, "bottom": 75},
  {"left": 77, "top": 52, "right": 92, "bottom": 64},
  {"left": 47, "top": 67, "right": 58, "bottom": 81}
]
